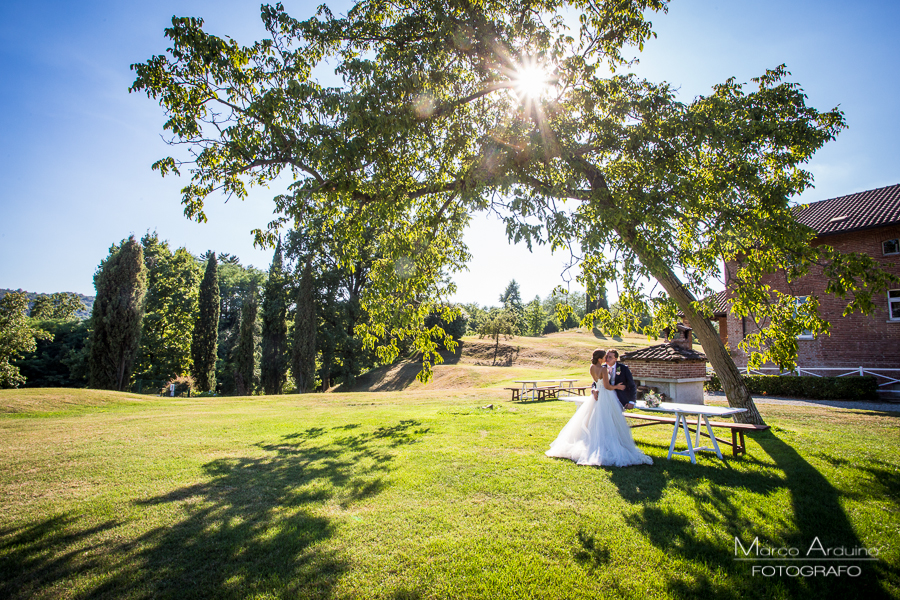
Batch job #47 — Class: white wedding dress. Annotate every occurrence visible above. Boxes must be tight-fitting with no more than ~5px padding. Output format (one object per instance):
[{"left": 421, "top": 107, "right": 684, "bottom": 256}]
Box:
[{"left": 546, "top": 383, "right": 653, "bottom": 467}]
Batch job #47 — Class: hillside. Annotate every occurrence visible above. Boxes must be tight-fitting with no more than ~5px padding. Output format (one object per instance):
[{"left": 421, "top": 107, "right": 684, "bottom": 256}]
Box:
[{"left": 339, "top": 328, "right": 660, "bottom": 393}]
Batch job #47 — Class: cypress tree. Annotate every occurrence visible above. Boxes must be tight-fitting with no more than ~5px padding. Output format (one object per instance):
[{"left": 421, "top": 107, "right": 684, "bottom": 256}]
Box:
[
  {"left": 292, "top": 260, "right": 316, "bottom": 393},
  {"left": 234, "top": 284, "right": 258, "bottom": 396},
  {"left": 89, "top": 236, "right": 148, "bottom": 391},
  {"left": 260, "top": 239, "right": 288, "bottom": 395},
  {"left": 192, "top": 252, "right": 220, "bottom": 392}
]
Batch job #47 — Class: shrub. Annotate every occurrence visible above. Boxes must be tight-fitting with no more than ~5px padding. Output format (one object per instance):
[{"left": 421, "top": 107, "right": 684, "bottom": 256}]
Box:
[
  {"left": 704, "top": 374, "right": 878, "bottom": 401},
  {"left": 163, "top": 374, "right": 196, "bottom": 397}
]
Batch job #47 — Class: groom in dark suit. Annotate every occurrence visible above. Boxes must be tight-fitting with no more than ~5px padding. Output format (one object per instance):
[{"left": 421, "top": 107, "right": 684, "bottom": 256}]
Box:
[{"left": 605, "top": 349, "right": 636, "bottom": 410}]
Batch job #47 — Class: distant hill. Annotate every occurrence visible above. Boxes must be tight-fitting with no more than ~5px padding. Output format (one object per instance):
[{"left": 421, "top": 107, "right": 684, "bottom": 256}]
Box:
[
  {"left": 339, "top": 329, "right": 659, "bottom": 393},
  {"left": 0, "top": 289, "right": 94, "bottom": 320}
]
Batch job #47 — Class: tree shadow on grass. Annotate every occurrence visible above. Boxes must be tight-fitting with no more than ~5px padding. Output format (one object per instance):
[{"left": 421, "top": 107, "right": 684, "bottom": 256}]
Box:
[
  {"left": 0, "top": 515, "right": 122, "bottom": 600},
  {"left": 1, "top": 420, "right": 428, "bottom": 600},
  {"left": 438, "top": 343, "right": 463, "bottom": 365},
  {"left": 348, "top": 361, "right": 424, "bottom": 392},
  {"left": 471, "top": 344, "right": 519, "bottom": 367},
  {"left": 515, "top": 397, "right": 571, "bottom": 405},
  {"left": 857, "top": 459, "right": 900, "bottom": 503},
  {"left": 601, "top": 430, "right": 896, "bottom": 599},
  {"left": 573, "top": 529, "right": 612, "bottom": 571}
]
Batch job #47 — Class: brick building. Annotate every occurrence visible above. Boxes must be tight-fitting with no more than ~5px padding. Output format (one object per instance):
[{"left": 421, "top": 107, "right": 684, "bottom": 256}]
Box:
[{"left": 703, "top": 184, "right": 900, "bottom": 394}]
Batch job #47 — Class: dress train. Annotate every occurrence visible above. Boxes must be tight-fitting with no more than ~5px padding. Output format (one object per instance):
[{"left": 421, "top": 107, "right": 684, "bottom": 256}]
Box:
[{"left": 546, "top": 385, "right": 652, "bottom": 467}]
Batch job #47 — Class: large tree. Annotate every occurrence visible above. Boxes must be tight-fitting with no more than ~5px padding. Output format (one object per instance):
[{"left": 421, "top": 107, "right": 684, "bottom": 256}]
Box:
[
  {"left": 132, "top": 0, "right": 897, "bottom": 424},
  {"left": 291, "top": 259, "right": 316, "bottom": 393},
  {"left": 499, "top": 279, "right": 525, "bottom": 334},
  {"left": 215, "top": 258, "right": 265, "bottom": 394},
  {"left": 523, "top": 296, "right": 547, "bottom": 337},
  {"left": 260, "top": 239, "right": 289, "bottom": 394},
  {"left": 234, "top": 284, "right": 259, "bottom": 396},
  {"left": 135, "top": 232, "right": 201, "bottom": 383},
  {"left": 29, "top": 293, "right": 86, "bottom": 320},
  {"left": 192, "top": 251, "right": 220, "bottom": 392},
  {"left": 285, "top": 218, "right": 379, "bottom": 390},
  {"left": 0, "top": 292, "right": 51, "bottom": 388},
  {"left": 16, "top": 318, "right": 90, "bottom": 388},
  {"left": 89, "top": 236, "right": 148, "bottom": 391},
  {"left": 15, "top": 292, "right": 89, "bottom": 388}
]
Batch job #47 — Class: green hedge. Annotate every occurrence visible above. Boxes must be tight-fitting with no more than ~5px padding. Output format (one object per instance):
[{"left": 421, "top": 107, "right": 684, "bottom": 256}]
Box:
[{"left": 704, "top": 373, "right": 879, "bottom": 401}]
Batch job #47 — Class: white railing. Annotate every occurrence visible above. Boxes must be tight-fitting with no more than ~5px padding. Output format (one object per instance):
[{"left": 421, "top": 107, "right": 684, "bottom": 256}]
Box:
[{"left": 739, "top": 366, "right": 900, "bottom": 394}]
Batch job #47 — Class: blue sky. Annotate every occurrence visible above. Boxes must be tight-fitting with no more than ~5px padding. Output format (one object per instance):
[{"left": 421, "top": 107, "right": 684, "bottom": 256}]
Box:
[{"left": 1, "top": 0, "right": 897, "bottom": 306}]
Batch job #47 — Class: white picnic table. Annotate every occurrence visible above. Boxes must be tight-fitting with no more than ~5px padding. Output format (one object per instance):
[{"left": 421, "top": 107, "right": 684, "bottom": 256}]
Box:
[
  {"left": 634, "top": 401, "right": 747, "bottom": 463},
  {"left": 514, "top": 378, "right": 580, "bottom": 400}
]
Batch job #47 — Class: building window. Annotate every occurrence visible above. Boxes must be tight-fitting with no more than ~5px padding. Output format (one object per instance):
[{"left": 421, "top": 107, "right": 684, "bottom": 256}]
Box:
[
  {"left": 890, "top": 290, "right": 900, "bottom": 321},
  {"left": 885, "top": 239, "right": 900, "bottom": 255},
  {"left": 795, "top": 296, "right": 813, "bottom": 338}
]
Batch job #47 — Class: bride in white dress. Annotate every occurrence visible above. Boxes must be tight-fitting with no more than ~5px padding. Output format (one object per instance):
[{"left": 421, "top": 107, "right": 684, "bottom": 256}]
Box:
[{"left": 546, "top": 349, "right": 653, "bottom": 467}]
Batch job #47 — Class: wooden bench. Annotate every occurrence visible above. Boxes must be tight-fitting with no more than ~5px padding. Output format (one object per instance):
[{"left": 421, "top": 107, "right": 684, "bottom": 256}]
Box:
[
  {"left": 505, "top": 386, "right": 565, "bottom": 401},
  {"left": 564, "top": 386, "right": 591, "bottom": 396},
  {"left": 537, "top": 385, "right": 591, "bottom": 399},
  {"left": 534, "top": 386, "right": 559, "bottom": 401},
  {"left": 624, "top": 412, "right": 769, "bottom": 457}
]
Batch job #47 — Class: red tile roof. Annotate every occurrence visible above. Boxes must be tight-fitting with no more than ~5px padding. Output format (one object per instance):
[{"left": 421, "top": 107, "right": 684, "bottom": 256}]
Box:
[
  {"left": 704, "top": 291, "right": 729, "bottom": 318},
  {"left": 793, "top": 183, "right": 900, "bottom": 236}
]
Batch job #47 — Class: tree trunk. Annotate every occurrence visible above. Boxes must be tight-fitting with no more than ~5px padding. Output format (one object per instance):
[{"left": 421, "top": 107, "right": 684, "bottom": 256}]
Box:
[
  {"left": 652, "top": 270, "right": 765, "bottom": 425},
  {"left": 493, "top": 334, "right": 500, "bottom": 365},
  {"left": 576, "top": 159, "right": 765, "bottom": 425},
  {"left": 116, "top": 355, "right": 127, "bottom": 392}
]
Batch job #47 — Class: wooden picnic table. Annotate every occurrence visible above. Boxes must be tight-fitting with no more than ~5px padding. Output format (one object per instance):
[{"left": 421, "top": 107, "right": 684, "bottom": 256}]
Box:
[{"left": 511, "top": 379, "right": 581, "bottom": 401}]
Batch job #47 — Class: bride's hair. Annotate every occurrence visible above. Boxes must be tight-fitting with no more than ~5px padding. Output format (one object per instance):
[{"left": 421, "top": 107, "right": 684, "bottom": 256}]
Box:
[{"left": 591, "top": 349, "right": 606, "bottom": 365}]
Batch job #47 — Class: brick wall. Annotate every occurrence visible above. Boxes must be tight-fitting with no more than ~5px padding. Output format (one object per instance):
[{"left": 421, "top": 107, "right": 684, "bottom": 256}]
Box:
[
  {"left": 628, "top": 360, "right": 707, "bottom": 380},
  {"left": 724, "top": 224, "right": 900, "bottom": 369}
]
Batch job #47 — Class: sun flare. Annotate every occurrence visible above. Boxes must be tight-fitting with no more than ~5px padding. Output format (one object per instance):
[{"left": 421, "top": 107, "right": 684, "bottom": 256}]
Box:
[{"left": 513, "top": 64, "right": 549, "bottom": 99}]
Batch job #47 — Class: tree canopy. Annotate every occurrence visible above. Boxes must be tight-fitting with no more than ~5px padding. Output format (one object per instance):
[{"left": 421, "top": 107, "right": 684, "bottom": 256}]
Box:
[
  {"left": 0, "top": 292, "right": 51, "bottom": 388},
  {"left": 135, "top": 232, "right": 201, "bottom": 383},
  {"left": 132, "top": 0, "right": 898, "bottom": 423},
  {"left": 29, "top": 293, "right": 86, "bottom": 320}
]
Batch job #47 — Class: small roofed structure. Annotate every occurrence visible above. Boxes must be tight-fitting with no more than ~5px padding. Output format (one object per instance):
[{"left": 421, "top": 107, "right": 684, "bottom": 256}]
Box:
[{"left": 621, "top": 325, "right": 709, "bottom": 405}]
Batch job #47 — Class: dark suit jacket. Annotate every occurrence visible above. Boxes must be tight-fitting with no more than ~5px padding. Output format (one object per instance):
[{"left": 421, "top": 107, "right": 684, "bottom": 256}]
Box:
[{"left": 610, "top": 363, "right": 637, "bottom": 408}]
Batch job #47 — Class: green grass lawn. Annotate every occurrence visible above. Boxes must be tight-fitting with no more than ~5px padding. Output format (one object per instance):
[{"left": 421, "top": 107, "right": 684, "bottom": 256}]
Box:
[{"left": 0, "top": 388, "right": 897, "bottom": 599}]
